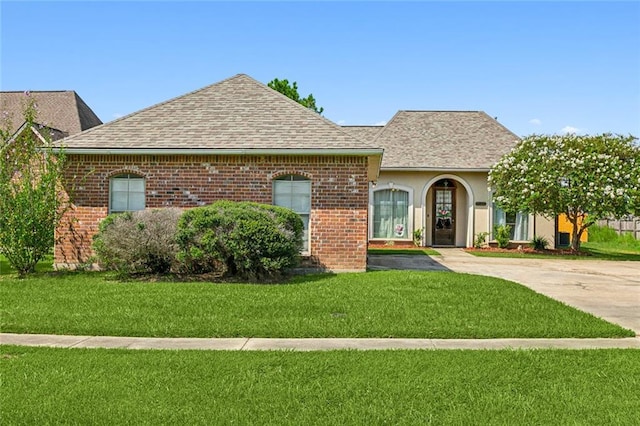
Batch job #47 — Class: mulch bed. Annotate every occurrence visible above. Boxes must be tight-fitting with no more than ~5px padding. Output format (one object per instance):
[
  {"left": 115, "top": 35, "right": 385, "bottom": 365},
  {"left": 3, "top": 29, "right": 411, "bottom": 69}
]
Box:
[{"left": 465, "top": 247, "right": 591, "bottom": 257}]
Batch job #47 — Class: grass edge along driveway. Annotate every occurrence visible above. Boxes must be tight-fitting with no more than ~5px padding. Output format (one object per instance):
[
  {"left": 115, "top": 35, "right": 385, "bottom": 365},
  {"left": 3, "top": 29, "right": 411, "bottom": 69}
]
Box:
[{"left": 1, "top": 270, "right": 633, "bottom": 338}]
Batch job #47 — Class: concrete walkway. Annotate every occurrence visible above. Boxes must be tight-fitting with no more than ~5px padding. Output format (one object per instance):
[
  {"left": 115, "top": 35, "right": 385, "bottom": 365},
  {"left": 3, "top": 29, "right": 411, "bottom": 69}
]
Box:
[{"left": 2, "top": 333, "right": 639, "bottom": 350}]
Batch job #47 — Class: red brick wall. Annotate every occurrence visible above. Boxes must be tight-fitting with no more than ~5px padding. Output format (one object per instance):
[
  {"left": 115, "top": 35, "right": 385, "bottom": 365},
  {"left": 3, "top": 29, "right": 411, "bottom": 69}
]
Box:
[{"left": 55, "top": 154, "right": 370, "bottom": 271}]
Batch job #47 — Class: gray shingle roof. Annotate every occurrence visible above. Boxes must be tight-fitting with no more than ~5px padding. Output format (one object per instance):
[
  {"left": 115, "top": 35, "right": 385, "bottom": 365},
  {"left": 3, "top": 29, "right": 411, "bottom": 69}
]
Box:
[
  {"left": 0, "top": 91, "right": 102, "bottom": 138},
  {"left": 371, "top": 111, "right": 520, "bottom": 169},
  {"left": 59, "top": 74, "right": 379, "bottom": 152},
  {"left": 341, "top": 125, "right": 384, "bottom": 142}
]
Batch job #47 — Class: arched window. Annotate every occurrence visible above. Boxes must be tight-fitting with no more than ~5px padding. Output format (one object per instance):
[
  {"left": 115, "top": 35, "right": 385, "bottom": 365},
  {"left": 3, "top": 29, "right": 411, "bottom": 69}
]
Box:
[
  {"left": 273, "top": 175, "right": 311, "bottom": 252},
  {"left": 109, "top": 173, "right": 145, "bottom": 213},
  {"left": 373, "top": 187, "right": 410, "bottom": 239}
]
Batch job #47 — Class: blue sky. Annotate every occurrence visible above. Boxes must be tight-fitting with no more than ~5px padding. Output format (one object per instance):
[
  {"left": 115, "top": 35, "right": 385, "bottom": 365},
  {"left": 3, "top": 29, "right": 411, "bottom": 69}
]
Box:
[{"left": 2, "top": 1, "right": 639, "bottom": 137}]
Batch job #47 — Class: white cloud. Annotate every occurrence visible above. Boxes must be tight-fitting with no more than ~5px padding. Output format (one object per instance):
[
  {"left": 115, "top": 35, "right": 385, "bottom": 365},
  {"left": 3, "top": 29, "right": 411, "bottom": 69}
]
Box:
[
  {"left": 561, "top": 125, "right": 580, "bottom": 134},
  {"left": 337, "top": 120, "right": 346, "bottom": 125},
  {"left": 112, "top": 112, "right": 124, "bottom": 119},
  {"left": 529, "top": 118, "right": 541, "bottom": 125},
  {"left": 374, "top": 120, "right": 387, "bottom": 126}
]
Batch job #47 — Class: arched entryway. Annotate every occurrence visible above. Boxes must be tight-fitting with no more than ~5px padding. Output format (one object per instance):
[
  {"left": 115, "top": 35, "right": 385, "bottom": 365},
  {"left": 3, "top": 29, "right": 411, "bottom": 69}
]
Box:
[
  {"left": 433, "top": 179, "right": 456, "bottom": 246},
  {"left": 421, "top": 175, "right": 475, "bottom": 247}
]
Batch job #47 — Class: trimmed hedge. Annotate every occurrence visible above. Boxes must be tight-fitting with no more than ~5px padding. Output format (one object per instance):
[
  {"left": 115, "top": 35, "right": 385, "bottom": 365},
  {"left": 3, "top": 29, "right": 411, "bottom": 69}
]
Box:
[{"left": 176, "top": 201, "right": 303, "bottom": 279}]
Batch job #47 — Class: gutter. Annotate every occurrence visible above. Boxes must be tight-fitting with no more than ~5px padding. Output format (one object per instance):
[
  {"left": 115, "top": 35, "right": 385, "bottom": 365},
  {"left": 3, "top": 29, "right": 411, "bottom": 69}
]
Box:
[
  {"left": 381, "top": 167, "right": 491, "bottom": 172},
  {"left": 55, "top": 148, "right": 384, "bottom": 156}
]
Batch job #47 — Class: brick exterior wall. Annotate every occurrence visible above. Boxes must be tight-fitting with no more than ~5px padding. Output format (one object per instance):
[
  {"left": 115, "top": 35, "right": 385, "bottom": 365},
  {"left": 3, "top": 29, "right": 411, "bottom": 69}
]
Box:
[{"left": 55, "top": 154, "right": 370, "bottom": 272}]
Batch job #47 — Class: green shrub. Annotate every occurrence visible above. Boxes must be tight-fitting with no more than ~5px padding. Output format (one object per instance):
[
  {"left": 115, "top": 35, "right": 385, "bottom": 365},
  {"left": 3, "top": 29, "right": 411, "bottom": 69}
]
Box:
[
  {"left": 529, "top": 235, "right": 549, "bottom": 251},
  {"left": 175, "top": 201, "right": 303, "bottom": 279},
  {"left": 474, "top": 232, "right": 489, "bottom": 249},
  {"left": 93, "top": 208, "right": 182, "bottom": 275},
  {"left": 413, "top": 228, "right": 423, "bottom": 247},
  {"left": 494, "top": 225, "right": 511, "bottom": 249}
]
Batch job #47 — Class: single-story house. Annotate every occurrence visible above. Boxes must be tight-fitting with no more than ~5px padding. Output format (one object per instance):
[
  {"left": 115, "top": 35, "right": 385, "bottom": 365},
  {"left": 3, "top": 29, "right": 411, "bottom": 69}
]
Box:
[
  {"left": 53, "top": 74, "right": 382, "bottom": 272},
  {"left": 343, "top": 112, "right": 556, "bottom": 249},
  {"left": 50, "top": 74, "right": 557, "bottom": 272}
]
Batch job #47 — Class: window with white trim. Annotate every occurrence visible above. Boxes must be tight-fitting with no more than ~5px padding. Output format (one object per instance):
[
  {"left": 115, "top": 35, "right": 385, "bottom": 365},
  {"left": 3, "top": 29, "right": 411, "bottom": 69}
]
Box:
[
  {"left": 373, "top": 188, "right": 409, "bottom": 239},
  {"left": 110, "top": 174, "right": 145, "bottom": 213},
  {"left": 273, "top": 175, "right": 311, "bottom": 252},
  {"left": 493, "top": 205, "right": 529, "bottom": 241}
]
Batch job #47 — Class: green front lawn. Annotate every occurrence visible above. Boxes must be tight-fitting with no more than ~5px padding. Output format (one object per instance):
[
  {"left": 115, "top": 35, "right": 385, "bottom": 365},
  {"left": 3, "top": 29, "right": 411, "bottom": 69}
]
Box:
[
  {"left": 2, "top": 346, "right": 639, "bottom": 425},
  {"left": 581, "top": 241, "right": 640, "bottom": 261},
  {"left": 0, "top": 254, "right": 53, "bottom": 275},
  {"left": 1, "top": 270, "right": 632, "bottom": 338}
]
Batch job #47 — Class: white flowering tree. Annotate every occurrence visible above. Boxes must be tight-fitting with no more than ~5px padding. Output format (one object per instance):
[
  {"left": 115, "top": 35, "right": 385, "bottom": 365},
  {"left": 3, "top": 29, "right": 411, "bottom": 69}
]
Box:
[{"left": 489, "top": 133, "right": 640, "bottom": 251}]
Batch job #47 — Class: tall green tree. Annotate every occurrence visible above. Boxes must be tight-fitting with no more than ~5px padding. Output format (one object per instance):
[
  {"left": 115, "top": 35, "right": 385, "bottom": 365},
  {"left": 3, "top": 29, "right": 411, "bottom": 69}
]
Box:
[
  {"left": 0, "top": 92, "right": 68, "bottom": 274},
  {"left": 489, "top": 133, "right": 640, "bottom": 251},
  {"left": 267, "top": 78, "right": 324, "bottom": 114}
]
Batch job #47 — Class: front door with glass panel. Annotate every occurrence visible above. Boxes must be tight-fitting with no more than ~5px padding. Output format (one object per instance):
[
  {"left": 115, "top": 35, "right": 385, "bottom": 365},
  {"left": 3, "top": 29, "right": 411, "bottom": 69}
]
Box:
[{"left": 433, "top": 180, "right": 456, "bottom": 246}]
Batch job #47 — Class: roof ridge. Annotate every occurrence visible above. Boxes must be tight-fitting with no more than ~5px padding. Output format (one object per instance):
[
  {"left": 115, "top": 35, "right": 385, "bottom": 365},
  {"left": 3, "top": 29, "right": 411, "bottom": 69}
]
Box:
[
  {"left": 370, "top": 110, "right": 402, "bottom": 144},
  {"left": 0, "top": 90, "right": 75, "bottom": 94},
  {"left": 61, "top": 74, "right": 248, "bottom": 144},
  {"left": 247, "top": 76, "right": 372, "bottom": 146},
  {"left": 477, "top": 111, "right": 522, "bottom": 140},
  {"left": 397, "top": 110, "right": 483, "bottom": 113},
  {"left": 61, "top": 74, "right": 376, "bottom": 149}
]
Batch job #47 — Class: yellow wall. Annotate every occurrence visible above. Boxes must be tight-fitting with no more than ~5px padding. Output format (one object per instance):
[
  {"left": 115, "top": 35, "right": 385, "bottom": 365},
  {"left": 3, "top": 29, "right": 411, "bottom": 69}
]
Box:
[{"left": 557, "top": 214, "right": 588, "bottom": 242}]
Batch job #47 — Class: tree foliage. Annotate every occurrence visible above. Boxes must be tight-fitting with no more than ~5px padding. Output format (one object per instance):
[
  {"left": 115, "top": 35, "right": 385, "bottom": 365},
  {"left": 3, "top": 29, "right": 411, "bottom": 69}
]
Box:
[
  {"left": 489, "top": 133, "right": 640, "bottom": 251},
  {"left": 267, "top": 78, "right": 324, "bottom": 114},
  {"left": 0, "top": 93, "right": 68, "bottom": 275}
]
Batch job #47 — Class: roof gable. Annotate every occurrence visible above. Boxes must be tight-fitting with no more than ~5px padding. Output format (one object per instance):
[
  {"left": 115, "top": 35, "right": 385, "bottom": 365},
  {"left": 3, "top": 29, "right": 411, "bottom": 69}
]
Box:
[
  {"left": 0, "top": 91, "right": 102, "bottom": 138},
  {"left": 59, "top": 74, "right": 378, "bottom": 152},
  {"left": 372, "top": 111, "right": 520, "bottom": 169}
]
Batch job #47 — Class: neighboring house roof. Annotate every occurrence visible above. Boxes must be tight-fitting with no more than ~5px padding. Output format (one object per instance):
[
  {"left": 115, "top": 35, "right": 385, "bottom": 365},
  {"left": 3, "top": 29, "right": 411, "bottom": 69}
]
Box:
[
  {"left": 58, "top": 74, "right": 382, "bottom": 156},
  {"left": 371, "top": 111, "right": 520, "bottom": 170},
  {"left": 341, "top": 125, "right": 384, "bottom": 142},
  {"left": 0, "top": 91, "right": 102, "bottom": 139}
]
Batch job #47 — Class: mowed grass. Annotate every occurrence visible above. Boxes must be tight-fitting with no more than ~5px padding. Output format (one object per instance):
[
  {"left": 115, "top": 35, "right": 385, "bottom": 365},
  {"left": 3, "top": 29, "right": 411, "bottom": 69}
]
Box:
[
  {"left": 581, "top": 241, "right": 640, "bottom": 261},
  {"left": 2, "top": 345, "right": 639, "bottom": 425},
  {"left": 0, "top": 254, "right": 53, "bottom": 275},
  {"left": 1, "top": 270, "right": 632, "bottom": 338}
]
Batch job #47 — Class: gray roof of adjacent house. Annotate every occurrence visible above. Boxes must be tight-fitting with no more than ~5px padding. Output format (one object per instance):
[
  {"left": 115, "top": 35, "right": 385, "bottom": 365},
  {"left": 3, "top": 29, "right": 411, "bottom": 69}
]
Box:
[
  {"left": 370, "top": 111, "right": 520, "bottom": 170},
  {"left": 0, "top": 91, "right": 102, "bottom": 139},
  {"left": 58, "top": 74, "right": 381, "bottom": 155}
]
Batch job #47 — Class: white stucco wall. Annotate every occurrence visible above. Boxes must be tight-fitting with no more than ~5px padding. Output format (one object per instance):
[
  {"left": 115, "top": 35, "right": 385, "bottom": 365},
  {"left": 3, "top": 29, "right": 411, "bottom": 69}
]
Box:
[{"left": 371, "top": 170, "right": 555, "bottom": 247}]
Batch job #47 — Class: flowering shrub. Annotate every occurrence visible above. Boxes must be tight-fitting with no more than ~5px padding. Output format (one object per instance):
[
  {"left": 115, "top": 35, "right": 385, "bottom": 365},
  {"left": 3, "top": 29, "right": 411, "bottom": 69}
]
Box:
[{"left": 489, "top": 134, "right": 640, "bottom": 251}]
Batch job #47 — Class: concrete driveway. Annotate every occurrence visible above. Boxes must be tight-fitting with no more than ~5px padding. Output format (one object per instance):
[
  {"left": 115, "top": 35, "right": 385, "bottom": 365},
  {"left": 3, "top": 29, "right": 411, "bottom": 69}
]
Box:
[{"left": 369, "top": 249, "right": 640, "bottom": 334}]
